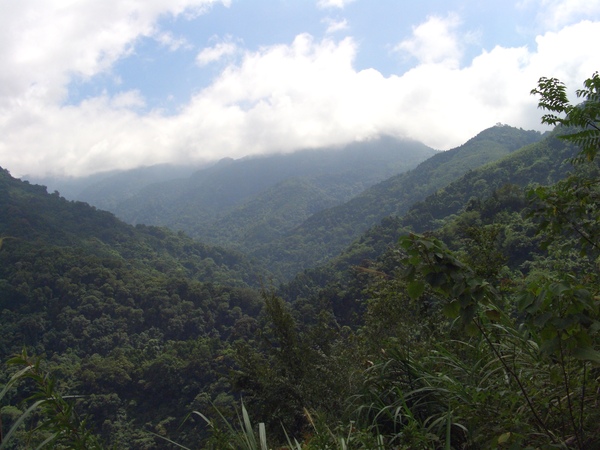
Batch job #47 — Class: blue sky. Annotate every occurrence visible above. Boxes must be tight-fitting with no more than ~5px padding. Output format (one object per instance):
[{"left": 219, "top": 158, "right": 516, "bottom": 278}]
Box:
[
  {"left": 1, "top": 0, "right": 600, "bottom": 177},
  {"left": 66, "top": 1, "right": 543, "bottom": 110}
]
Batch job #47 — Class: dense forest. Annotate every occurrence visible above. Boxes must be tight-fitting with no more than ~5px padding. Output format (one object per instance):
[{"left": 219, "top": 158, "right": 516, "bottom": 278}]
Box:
[
  {"left": 1, "top": 73, "right": 600, "bottom": 449},
  {"left": 39, "top": 127, "right": 541, "bottom": 282},
  {"left": 42, "top": 136, "right": 437, "bottom": 249}
]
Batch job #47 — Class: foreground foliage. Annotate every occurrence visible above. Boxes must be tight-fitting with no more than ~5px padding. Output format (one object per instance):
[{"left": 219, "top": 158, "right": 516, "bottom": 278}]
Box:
[{"left": 1, "top": 350, "right": 104, "bottom": 449}]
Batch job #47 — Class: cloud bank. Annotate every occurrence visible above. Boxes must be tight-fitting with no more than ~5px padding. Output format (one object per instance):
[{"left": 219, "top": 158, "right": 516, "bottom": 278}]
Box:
[{"left": 1, "top": 1, "right": 599, "bottom": 177}]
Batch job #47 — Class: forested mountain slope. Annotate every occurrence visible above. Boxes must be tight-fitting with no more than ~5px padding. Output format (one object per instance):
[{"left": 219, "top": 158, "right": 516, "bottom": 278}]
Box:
[
  {"left": 79, "top": 137, "right": 436, "bottom": 245},
  {"left": 29, "top": 163, "right": 201, "bottom": 212},
  {"left": 254, "top": 125, "right": 542, "bottom": 280},
  {"left": 227, "top": 104, "right": 600, "bottom": 448},
  {"left": 201, "top": 175, "right": 349, "bottom": 248},
  {"left": 0, "top": 167, "right": 270, "bottom": 447},
  {"left": 282, "top": 126, "right": 578, "bottom": 303},
  {"left": 258, "top": 114, "right": 600, "bottom": 448},
  {"left": 0, "top": 168, "right": 262, "bottom": 285}
]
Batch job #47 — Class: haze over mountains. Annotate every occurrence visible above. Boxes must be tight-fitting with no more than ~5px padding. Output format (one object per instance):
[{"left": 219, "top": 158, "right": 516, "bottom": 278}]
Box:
[
  {"left": 284, "top": 124, "right": 578, "bottom": 299},
  {"left": 34, "top": 136, "right": 435, "bottom": 215},
  {"left": 28, "top": 124, "right": 543, "bottom": 280}
]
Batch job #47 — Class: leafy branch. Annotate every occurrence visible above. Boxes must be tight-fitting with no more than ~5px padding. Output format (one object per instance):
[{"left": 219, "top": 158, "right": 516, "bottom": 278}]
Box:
[
  {"left": 531, "top": 72, "right": 600, "bottom": 162},
  {"left": 0, "top": 350, "right": 104, "bottom": 449},
  {"left": 399, "top": 234, "right": 554, "bottom": 439},
  {"left": 399, "top": 232, "right": 599, "bottom": 447}
]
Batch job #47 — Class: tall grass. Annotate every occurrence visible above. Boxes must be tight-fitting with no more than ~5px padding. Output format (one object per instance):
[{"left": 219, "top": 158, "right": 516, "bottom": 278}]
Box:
[{"left": 0, "top": 350, "right": 104, "bottom": 449}]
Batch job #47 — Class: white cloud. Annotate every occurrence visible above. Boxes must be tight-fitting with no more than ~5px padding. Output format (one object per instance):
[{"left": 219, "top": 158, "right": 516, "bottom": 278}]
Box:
[
  {"left": 109, "top": 90, "right": 147, "bottom": 109},
  {"left": 317, "top": 0, "right": 355, "bottom": 10},
  {"left": 154, "top": 31, "right": 190, "bottom": 51},
  {"left": 323, "top": 18, "right": 349, "bottom": 34},
  {"left": 196, "top": 38, "right": 238, "bottom": 66},
  {"left": 394, "top": 14, "right": 463, "bottom": 68},
  {"left": 519, "top": 0, "right": 600, "bottom": 29},
  {"left": 0, "top": 0, "right": 227, "bottom": 106},
  {"left": 1, "top": 4, "right": 600, "bottom": 178}
]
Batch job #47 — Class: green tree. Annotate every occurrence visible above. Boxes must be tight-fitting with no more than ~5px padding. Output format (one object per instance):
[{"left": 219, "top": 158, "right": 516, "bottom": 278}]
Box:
[{"left": 531, "top": 72, "right": 600, "bottom": 161}]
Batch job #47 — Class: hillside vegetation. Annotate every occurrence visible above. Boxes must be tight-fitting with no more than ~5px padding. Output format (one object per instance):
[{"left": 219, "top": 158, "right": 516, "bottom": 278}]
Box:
[
  {"left": 254, "top": 125, "right": 542, "bottom": 279},
  {"left": 0, "top": 168, "right": 270, "bottom": 447},
  {"left": 88, "top": 136, "right": 436, "bottom": 246}
]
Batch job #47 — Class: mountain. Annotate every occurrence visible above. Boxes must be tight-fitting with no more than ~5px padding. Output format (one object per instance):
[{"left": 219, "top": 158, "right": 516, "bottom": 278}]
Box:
[
  {"left": 269, "top": 125, "right": 600, "bottom": 449},
  {"left": 399, "top": 128, "right": 574, "bottom": 232},
  {"left": 254, "top": 124, "right": 543, "bottom": 279},
  {"left": 281, "top": 126, "right": 578, "bottom": 303},
  {"left": 0, "top": 165, "right": 276, "bottom": 447},
  {"left": 3, "top": 123, "right": 596, "bottom": 449},
  {"left": 64, "top": 136, "right": 437, "bottom": 245},
  {"left": 51, "top": 127, "right": 540, "bottom": 282},
  {"left": 0, "top": 166, "right": 261, "bottom": 284},
  {"left": 27, "top": 163, "right": 204, "bottom": 211}
]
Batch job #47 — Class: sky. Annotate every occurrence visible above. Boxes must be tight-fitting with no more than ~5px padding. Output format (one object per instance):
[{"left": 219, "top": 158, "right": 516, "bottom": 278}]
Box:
[{"left": 1, "top": 0, "right": 600, "bottom": 178}]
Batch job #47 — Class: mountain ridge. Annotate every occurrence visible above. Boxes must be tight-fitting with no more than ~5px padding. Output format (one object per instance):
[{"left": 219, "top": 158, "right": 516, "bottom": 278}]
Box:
[{"left": 251, "top": 124, "right": 543, "bottom": 279}]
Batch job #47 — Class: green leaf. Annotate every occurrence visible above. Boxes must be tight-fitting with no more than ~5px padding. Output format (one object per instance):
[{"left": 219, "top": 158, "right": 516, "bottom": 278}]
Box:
[
  {"left": 407, "top": 280, "right": 425, "bottom": 299},
  {"left": 485, "top": 309, "right": 501, "bottom": 322},
  {"left": 442, "top": 300, "right": 461, "bottom": 319},
  {"left": 425, "top": 271, "right": 447, "bottom": 288},
  {"left": 464, "top": 321, "right": 479, "bottom": 336},
  {"left": 497, "top": 432, "right": 512, "bottom": 444},
  {"left": 572, "top": 346, "right": 600, "bottom": 364},
  {"left": 533, "top": 312, "right": 553, "bottom": 328}
]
